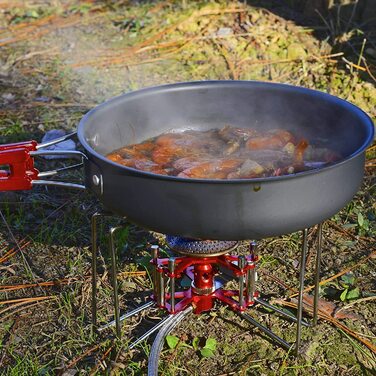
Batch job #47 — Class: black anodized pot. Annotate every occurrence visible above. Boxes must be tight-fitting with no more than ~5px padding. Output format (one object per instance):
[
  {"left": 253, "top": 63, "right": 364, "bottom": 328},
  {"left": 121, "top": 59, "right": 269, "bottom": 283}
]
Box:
[{"left": 77, "top": 81, "right": 374, "bottom": 240}]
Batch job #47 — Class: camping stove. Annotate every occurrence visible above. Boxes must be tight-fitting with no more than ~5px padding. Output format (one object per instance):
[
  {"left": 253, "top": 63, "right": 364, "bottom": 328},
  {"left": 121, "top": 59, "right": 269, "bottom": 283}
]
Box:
[
  {"left": 152, "top": 237, "right": 258, "bottom": 315},
  {"left": 91, "top": 213, "right": 323, "bottom": 375}
]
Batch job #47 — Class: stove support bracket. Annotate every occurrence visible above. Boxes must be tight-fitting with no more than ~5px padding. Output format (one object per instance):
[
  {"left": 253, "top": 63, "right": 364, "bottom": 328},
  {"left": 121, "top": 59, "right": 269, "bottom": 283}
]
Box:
[
  {"left": 91, "top": 212, "right": 130, "bottom": 338},
  {"left": 313, "top": 222, "right": 323, "bottom": 326},
  {"left": 240, "top": 311, "right": 292, "bottom": 350}
]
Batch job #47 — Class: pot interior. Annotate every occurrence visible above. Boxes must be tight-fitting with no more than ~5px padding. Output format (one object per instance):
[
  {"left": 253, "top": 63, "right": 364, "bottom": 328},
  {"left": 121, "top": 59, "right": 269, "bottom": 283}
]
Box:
[{"left": 79, "top": 81, "right": 374, "bottom": 160}]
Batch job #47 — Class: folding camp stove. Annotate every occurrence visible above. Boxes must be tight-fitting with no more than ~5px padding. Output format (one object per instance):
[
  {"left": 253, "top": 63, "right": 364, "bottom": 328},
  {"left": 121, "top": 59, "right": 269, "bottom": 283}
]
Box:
[
  {"left": 152, "top": 237, "right": 257, "bottom": 315},
  {"left": 91, "top": 213, "right": 323, "bottom": 376}
]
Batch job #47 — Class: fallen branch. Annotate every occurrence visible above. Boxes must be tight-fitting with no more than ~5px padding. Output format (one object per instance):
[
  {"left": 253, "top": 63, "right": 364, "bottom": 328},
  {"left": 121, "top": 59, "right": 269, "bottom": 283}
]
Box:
[
  {"left": 0, "top": 295, "right": 54, "bottom": 305},
  {"left": 342, "top": 57, "right": 367, "bottom": 72},
  {"left": 0, "top": 14, "right": 58, "bottom": 33},
  {"left": 0, "top": 240, "right": 31, "bottom": 264},
  {"left": 12, "top": 47, "right": 60, "bottom": 66},
  {"left": 337, "top": 296, "right": 376, "bottom": 312},
  {"left": 0, "top": 5, "right": 108, "bottom": 48},
  {"left": 238, "top": 52, "right": 344, "bottom": 67},
  {"left": 0, "top": 14, "right": 83, "bottom": 47},
  {"left": 0, "top": 278, "right": 77, "bottom": 292},
  {"left": 118, "top": 271, "right": 146, "bottom": 280},
  {"left": 61, "top": 343, "right": 102, "bottom": 374},
  {"left": 89, "top": 345, "right": 114, "bottom": 376},
  {"left": 0, "top": 300, "right": 43, "bottom": 322},
  {"left": 71, "top": 6, "right": 249, "bottom": 68}
]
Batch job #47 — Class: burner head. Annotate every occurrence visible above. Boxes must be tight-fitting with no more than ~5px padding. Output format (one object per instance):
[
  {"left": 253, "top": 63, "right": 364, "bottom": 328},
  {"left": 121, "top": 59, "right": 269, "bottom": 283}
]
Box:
[{"left": 166, "top": 236, "right": 238, "bottom": 257}]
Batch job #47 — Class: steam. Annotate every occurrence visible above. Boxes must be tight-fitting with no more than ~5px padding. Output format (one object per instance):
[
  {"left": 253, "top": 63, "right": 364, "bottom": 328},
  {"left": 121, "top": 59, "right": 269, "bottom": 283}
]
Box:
[{"left": 54, "top": 30, "right": 366, "bottom": 159}]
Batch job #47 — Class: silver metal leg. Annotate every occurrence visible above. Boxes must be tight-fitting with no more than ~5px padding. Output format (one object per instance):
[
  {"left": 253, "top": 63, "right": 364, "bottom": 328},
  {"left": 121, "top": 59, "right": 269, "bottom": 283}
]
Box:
[
  {"left": 91, "top": 212, "right": 100, "bottom": 330},
  {"left": 254, "top": 298, "right": 310, "bottom": 327},
  {"left": 109, "top": 226, "right": 123, "bottom": 338},
  {"left": 98, "top": 301, "right": 155, "bottom": 332},
  {"left": 240, "top": 312, "right": 292, "bottom": 350},
  {"left": 295, "top": 228, "right": 308, "bottom": 356},
  {"left": 129, "top": 314, "right": 173, "bottom": 350},
  {"left": 313, "top": 223, "right": 323, "bottom": 326},
  {"left": 168, "top": 258, "right": 176, "bottom": 313},
  {"left": 91, "top": 211, "right": 118, "bottom": 332}
]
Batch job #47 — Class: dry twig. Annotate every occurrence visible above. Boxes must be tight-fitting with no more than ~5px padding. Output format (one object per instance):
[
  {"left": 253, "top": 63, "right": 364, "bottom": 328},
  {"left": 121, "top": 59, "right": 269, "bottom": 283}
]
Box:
[
  {"left": 0, "top": 295, "right": 54, "bottom": 305},
  {"left": 0, "top": 240, "right": 31, "bottom": 264},
  {"left": 61, "top": 343, "right": 101, "bottom": 374},
  {"left": 89, "top": 345, "right": 114, "bottom": 376},
  {"left": 289, "top": 251, "right": 375, "bottom": 299},
  {"left": 0, "top": 278, "right": 76, "bottom": 292}
]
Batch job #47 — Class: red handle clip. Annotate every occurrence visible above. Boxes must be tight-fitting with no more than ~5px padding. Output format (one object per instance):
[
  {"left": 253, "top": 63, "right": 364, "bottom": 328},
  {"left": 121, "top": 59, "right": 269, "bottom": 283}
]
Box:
[{"left": 0, "top": 141, "right": 39, "bottom": 191}]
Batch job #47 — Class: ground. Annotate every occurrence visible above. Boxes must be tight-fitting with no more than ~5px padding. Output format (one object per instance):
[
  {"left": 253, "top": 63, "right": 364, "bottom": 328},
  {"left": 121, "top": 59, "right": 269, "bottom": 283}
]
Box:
[{"left": 0, "top": 1, "right": 375, "bottom": 375}]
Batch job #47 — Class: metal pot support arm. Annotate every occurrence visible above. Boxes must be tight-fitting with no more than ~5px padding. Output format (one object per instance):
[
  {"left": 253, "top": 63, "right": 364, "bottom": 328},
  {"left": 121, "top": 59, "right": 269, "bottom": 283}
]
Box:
[{"left": 0, "top": 132, "right": 86, "bottom": 191}]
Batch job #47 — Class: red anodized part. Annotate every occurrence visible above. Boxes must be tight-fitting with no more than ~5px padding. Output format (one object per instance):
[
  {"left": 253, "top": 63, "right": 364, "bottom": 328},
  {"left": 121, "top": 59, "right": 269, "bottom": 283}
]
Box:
[
  {"left": 153, "top": 254, "right": 258, "bottom": 315},
  {"left": 0, "top": 141, "right": 39, "bottom": 191}
]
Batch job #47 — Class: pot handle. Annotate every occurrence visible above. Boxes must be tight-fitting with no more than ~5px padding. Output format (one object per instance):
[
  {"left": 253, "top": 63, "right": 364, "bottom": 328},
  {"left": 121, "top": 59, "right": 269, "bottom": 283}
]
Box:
[{"left": 0, "top": 132, "right": 86, "bottom": 191}]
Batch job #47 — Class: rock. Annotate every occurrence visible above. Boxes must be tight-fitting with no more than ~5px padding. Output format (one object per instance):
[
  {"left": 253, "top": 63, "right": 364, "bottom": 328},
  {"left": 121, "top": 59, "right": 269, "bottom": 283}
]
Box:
[
  {"left": 217, "top": 27, "right": 233, "bottom": 37},
  {"left": 40, "top": 129, "right": 76, "bottom": 159},
  {"left": 34, "top": 96, "right": 50, "bottom": 102},
  {"left": 2, "top": 93, "right": 15, "bottom": 101}
]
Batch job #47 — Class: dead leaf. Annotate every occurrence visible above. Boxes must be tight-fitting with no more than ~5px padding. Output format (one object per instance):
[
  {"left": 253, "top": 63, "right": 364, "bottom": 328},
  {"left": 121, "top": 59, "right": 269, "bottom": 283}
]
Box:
[{"left": 288, "top": 294, "right": 360, "bottom": 320}]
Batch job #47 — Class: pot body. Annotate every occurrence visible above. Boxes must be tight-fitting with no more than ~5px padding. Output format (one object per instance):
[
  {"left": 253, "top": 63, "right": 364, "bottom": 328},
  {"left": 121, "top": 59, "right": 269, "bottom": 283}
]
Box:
[{"left": 78, "top": 81, "right": 374, "bottom": 240}]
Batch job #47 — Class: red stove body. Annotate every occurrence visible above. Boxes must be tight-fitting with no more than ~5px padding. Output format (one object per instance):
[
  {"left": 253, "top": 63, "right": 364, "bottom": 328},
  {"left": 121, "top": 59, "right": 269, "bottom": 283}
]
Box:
[{"left": 151, "top": 243, "right": 258, "bottom": 315}]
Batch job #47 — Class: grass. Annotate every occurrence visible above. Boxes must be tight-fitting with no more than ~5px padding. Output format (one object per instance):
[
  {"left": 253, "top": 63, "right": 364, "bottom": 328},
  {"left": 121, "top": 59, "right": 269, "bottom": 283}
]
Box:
[{"left": 0, "top": 0, "right": 375, "bottom": 375}]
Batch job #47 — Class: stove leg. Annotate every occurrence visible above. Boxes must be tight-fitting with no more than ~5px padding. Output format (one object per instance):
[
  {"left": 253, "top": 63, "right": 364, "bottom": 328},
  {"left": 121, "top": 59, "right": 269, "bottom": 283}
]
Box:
[
  {"left": 98, "top": 301, "right": 155, "bottom": 332},
  {"left": 109, "top": 226, "right": 123, "bottom": 338},
  {"left": 254, "top": 298, "right": 309, "bottom": 327},
  {"left": 129, "top": 313, "right": 180, "bottom": 350},
  {"left": 240, "top": 312, "right": 292, "bottom": 350},
  {"left": 168, "top": 258, "right": 176, "bottom": 313},
  {"left": 313, "top": 223, "right": 323, "bottom": 326},
  {"left": 91, "top": 212, "right": 100, "bottom": 331},
  {"left": 151, "top": 245, "right": 160, "bottom": 301},
  {"left": 295, "top": 228, "right": 308, "bottom": 356}
]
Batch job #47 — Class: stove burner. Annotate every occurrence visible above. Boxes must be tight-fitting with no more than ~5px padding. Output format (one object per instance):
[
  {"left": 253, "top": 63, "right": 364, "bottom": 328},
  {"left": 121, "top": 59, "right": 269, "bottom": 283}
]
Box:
[{"left": 166, "top": 236, "right": 238, "bottom": 256}]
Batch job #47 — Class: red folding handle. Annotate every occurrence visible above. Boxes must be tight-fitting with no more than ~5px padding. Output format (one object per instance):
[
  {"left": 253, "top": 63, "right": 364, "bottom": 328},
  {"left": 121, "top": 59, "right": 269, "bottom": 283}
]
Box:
[{"left": 0, "top": 141, "right": 39, "bottom": 191}]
